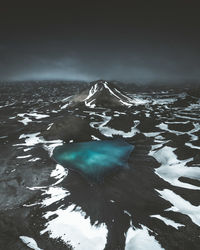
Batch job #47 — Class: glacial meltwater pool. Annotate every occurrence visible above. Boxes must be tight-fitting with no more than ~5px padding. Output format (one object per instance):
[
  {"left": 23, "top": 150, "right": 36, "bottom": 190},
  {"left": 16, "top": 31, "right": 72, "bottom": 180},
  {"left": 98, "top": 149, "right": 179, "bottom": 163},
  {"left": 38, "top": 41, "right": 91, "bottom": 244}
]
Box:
[{"left": 53, "top": 140, "right": 134, "bottom": 181}]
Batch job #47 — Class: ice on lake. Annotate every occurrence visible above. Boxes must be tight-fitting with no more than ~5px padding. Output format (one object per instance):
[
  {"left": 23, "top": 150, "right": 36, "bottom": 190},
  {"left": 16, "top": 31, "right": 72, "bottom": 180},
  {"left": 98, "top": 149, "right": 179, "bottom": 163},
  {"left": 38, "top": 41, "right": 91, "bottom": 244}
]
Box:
[{"left": 53, "top": 140, "right": 134, "bottom": 181}]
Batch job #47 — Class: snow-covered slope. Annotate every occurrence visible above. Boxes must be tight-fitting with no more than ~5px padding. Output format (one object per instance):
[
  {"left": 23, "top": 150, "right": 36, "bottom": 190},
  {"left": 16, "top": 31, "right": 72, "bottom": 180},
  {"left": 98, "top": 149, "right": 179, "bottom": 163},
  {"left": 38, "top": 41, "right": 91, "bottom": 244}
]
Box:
[{"left": 67, "top": 80, "right": 136, "bottom": 108}]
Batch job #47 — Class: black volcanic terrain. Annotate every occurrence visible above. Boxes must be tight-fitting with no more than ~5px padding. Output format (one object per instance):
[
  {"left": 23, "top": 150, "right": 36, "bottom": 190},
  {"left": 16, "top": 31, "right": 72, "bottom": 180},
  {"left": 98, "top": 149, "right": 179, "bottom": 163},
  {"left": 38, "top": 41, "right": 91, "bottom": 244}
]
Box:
[{"left": 0, "top": 80, "right": 200, "bottom": 250}]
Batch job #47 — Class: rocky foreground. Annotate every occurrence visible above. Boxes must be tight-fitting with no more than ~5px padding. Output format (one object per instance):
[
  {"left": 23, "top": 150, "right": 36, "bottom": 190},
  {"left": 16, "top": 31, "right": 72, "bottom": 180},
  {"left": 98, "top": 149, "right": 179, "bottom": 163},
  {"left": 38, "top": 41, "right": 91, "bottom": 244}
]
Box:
[{"left": 0, "top": 80, "right": 200, "bottom": 250}]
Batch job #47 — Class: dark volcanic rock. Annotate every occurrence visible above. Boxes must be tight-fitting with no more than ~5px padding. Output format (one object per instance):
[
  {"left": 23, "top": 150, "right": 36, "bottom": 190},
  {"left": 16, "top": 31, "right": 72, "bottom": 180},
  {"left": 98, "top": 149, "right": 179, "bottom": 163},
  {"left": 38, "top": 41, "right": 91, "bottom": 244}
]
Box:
[
  {"left": 43, "top": 115, "right": 93, "bottom": 142},
  {"left": 68, "top": 80, "right": 134, "bottom": 109},
  {"left": 187, "top": 87, "right": 200, "bottom": 98},
  {"left": 106, "top": 115, "right": 135, "bottom": 133},
  {"left": 173, "top": 95, "right": 197, "bottom": 107},
  {"left": 1, "top": 81, "right": 200, "bottom": 250},
  {"left": 178, "top": 177, "right": 200, "bottom": 187}
]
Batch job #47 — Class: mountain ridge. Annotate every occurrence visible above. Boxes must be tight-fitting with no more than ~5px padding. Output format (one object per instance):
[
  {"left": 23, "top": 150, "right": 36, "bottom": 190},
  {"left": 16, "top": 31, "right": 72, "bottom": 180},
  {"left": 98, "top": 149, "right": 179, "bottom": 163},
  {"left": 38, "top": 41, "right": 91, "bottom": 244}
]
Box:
[{"left": 67, "top": 80, "right": 135, "bottom": 108}]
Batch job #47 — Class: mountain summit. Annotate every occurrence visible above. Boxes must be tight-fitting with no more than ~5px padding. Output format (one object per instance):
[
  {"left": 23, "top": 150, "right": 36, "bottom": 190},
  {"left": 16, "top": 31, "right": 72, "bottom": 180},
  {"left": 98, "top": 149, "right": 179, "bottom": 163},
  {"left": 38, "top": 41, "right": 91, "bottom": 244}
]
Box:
[{"left": 68, "top": 80, "right": 134, "bottom": 108}]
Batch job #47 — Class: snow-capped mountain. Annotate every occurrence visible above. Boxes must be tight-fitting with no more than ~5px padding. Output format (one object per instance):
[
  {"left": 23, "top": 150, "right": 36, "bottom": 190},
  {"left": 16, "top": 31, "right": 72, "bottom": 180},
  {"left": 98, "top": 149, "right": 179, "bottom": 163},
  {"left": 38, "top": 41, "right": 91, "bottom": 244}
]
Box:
[
  {"left": 67, "top": 80, "right": 135, "bottom": 108},
  {"left": 1, "top": 81, "right": 200, "bottom": 250}
]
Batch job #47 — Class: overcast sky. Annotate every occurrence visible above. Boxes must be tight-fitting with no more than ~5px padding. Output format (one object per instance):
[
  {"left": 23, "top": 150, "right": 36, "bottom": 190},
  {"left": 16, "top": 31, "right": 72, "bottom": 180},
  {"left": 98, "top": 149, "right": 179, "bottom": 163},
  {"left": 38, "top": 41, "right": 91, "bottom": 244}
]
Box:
[{"left": 0, "top": 1, "right": 200, "bottom": 83}]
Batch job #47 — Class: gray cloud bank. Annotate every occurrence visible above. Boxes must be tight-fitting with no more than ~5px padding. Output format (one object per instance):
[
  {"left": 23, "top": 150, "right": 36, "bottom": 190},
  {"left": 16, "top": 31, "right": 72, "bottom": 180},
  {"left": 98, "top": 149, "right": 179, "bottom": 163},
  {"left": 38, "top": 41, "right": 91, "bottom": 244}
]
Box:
[{"left": 1, "top": 42, "right": 200, "bottom": 84}]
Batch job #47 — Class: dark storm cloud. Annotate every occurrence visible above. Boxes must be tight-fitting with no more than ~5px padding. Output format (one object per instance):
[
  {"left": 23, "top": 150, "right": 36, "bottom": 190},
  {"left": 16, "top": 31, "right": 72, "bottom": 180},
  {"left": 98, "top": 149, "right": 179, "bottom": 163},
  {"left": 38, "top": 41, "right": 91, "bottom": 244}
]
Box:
[{"left": 0, "top": 1, "right": 200, "bottom": 83}]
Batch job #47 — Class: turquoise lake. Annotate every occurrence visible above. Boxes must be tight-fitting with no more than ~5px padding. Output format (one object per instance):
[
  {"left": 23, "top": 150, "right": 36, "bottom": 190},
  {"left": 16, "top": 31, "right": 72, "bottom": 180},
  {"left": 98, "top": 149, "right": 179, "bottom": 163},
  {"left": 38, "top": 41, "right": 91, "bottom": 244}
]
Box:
[{"left": 53, "top": 140, "right": 134, "bottom": 181}]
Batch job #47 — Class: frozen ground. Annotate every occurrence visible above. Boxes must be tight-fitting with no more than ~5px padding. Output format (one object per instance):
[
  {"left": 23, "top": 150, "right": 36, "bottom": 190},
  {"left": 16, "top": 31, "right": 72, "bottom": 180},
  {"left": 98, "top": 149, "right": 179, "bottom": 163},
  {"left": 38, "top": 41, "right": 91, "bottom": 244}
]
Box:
[{"left": 0, "top": 80, "right": 200, "bottom": 250}]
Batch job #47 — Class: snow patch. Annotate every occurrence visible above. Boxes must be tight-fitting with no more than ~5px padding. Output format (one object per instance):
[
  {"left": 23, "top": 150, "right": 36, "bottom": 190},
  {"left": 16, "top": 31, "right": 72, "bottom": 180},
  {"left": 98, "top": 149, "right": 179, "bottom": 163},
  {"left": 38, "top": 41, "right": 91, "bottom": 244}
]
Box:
[
  {"left": 19, "top": 236, "right": 43, "bottom": 250},
  {"left": 125, "top": 225, "right": 164, "bottom": 250},
  {"left": 40, "top": 204, "right": 108, "bottom": 250},
  {"left": 90, "top": 112, "right": 139, "bottom": 138},
  {"left": 157, "top": 189, "right": 200, "bottom": 227},
  {"left": 14, "top": 133, "right": 63, "bottom": 156},
  {"left": 150, "top": 214, "right": 184, "bottom": 229},
  {"left": 149, "top": 146, "right": 200, "bottom": 190},
  {"left": 17, "top": 154, "right": 32, "bottom": 159}
]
